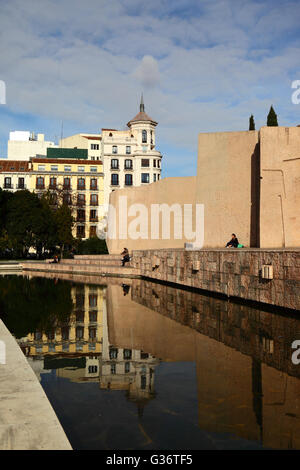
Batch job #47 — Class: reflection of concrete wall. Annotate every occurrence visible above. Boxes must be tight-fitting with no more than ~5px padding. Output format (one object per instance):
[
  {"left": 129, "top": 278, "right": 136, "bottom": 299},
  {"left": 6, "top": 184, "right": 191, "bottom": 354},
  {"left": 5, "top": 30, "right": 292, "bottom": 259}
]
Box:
[
  {"left": 107, "top": 176, "right": 197, "bottom": 254},
  {"left": 260, "top": 126, "right": 300, "bottom": 248}
]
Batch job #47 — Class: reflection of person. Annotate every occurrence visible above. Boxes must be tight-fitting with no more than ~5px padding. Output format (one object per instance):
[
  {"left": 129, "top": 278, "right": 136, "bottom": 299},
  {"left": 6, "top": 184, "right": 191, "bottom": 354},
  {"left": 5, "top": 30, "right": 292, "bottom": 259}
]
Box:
[
  {"left": 121, "top": 248, "right": 130, "bottom": 266},
  {"left": 122, "top": 284, "right": 130, "bottom": 296},
  {"left": 226, "top": 233, "right": 239, "bottom": 248}
]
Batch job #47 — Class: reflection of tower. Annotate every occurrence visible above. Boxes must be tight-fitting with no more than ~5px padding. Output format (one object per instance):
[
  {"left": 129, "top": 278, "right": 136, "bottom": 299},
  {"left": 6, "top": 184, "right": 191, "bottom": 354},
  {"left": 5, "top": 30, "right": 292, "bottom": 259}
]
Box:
[{"left": 99, "top": 300, "right": 159, "bottom": 411}]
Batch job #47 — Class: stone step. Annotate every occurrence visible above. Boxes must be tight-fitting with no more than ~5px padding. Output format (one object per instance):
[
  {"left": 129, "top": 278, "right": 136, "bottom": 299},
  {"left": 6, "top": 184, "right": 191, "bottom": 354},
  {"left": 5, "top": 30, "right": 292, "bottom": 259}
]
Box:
[
  {"left": 59, "top": 258, "right": 132, "bottom": 267},
  {"left": 21, "top": 262, "right": 140, "bottom": 278},
  {"left": 74, "top": 254, "right": 123, "bottom": 260}
]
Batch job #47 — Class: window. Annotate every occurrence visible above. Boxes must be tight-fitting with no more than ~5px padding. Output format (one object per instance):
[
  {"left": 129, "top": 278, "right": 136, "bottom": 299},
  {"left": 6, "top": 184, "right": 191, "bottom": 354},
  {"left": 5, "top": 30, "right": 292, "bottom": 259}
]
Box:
[
  {"left": 111, "top": 174, "right": 119, "bottom": 186},
  {"left": 64, "top": 165, "right": 71, "bottom": 172},
  {"left": 158, "top": 160, "right": 161, "bottom": 168},
  {"left": 90, "top": 178, "right": 98, "bottom": 190},
  {"left": 153, "top": 159, "right": 156, "bottom": 167},
  {"left": 77, "top": 209, "right": 85, "bottom": 222},
  {"left": 77, "top": 178, "right": 85, "bottom": 190},
  {"left": 89, "top": 311, "right": 97, "bottom": 322},
  {"left": 4, "top": 177, "right": 12, "bottom": 189},
  {"left": 141, "top": 159, "right": 149, "bottom": 167},
  {"left": 89, "top": 327, "right": 97, "bottom": 340},
  {"left": 125, "top": 362, "right": 130, "bottom": 373},
  {"left": 91, "top": 144, "right": 99, "bottom": 150},
  {"left": 77, "top": 194, "right": 85, "bottom": 206},
  {"left": 63, "top": 177, "right": 71, "bottom": 189},
  {"left": 90, "top": 209, "right": 97, "bottom": 221},
  {"left": 38, "top": 165, "right": 45, "bottom": 171},
  {"left": 90, "top": 166, "right": 97, "bottom": 172},
  {"left": 125, "top": 159, "right": 132, "bottom": 169},
  {"left": 51, "top": 165, "right": 58, "bottom": 171},
  {"left": 88, "top": 365, "right": 98, "bottom": 373},
  {"left": 126, "top": 146, "right": 131, "bottom": 154},
  {"left": 157, "top": 174, "right": 160, "bottom": 180},
  {"left": 78, "top": 166, "right": 85, "bottom": 172},
  {"left": 76, "top": 225, "right": 85, "bottom": 238},
  {"left": 61, "top": 327, "right": 69, "bottom": 341},
  {"left": 125, "top": 174, "right": 132, "bottom": 186},
  {"left": 142, "top": 129, "right": 147, "bottom": 143},
  {"left": 111, "top": 363, "right": 116, "bottom": 375},
  {"left": 153, "top": 174, "right": 156, "bottom": 182},
  {"left": 48, "top": 344, "right": 55, "bottom": 353},
  {"left": 89, "top": 226, "right": 97, "bottom": 237},
  {"left": 151, "top": 130, "right": 153, "bottom": 144},
  {"left": 91, "top": 156, "right": 95, "bottom": 160},
  {"left": 90, "top": 194, "right": 98, "bottom": 206},
  {"left": 49, "top": 177, "right": 56, "bottom": 189},
  {"left": 76, "top": 326, "right": 84, "bottom": 340},
  {"left": 112, "top": 145, "right": 118, "bottom": 154},
  {"left": 89, "top": 294, "right": 97, "bottom": 307},
  {"left": 62, "top": 343, "right": 69, "bottom": 352},
  {"left": 123, "top": 349, "right": 132, "bottom": 360},
  {"left": 141, "top": 375, "right": 147, "bottom": 390},
  {"left": 18, "top": 177, "right": 25, "bottom": 189},
  {"left": 141, "top": 352, "right": 149, "bottom": 359},
  {"left": 36, "top": 177, "right": 44, "bottom": 189},
  {"left": 63, "top": 193, "right": 72, "bottom": 205},
  {"left": 111, "top": 159, "right": 119, "bottom": 169},
  {"left": 141, "top": 173, "right": 149, "bottom": 183},
  {"left": 109, "top": 347, "right": 118, "bottom": 359}
]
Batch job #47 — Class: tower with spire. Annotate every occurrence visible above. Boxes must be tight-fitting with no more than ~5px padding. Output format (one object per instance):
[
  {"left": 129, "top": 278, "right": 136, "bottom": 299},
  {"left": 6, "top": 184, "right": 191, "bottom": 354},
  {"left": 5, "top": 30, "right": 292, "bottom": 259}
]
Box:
[{"left": 100, "top": 94, "right": 162, "bottom": 207}]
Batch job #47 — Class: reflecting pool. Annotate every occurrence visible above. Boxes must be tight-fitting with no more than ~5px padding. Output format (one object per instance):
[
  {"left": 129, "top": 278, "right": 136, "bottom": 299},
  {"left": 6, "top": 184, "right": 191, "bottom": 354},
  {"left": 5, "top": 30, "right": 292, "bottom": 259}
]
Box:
[{"left": 1, "top": 272, "right": 300, "bottom": 450}]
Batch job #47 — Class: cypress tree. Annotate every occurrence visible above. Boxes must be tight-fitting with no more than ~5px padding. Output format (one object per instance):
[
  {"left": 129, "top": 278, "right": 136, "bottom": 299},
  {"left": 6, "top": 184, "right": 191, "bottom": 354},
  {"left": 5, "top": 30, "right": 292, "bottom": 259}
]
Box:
[
  {"left": 267, "top": 105, "right": 278, "bottom": 126},
  {"left": 249, "top": 114, "right": 255, "bottom": 130}
]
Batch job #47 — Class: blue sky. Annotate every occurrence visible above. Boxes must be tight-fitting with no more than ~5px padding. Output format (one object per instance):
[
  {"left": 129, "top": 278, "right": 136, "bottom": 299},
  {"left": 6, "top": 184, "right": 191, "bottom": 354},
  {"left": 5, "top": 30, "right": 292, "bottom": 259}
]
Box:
[{"left": 0, "top": 0, "right": 299, "bottom": 177}]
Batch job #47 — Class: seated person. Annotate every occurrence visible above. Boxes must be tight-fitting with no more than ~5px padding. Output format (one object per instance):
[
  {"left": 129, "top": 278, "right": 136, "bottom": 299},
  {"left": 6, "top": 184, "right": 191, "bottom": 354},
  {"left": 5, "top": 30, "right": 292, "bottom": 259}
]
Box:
[
  {"left": 121, "top": 248, "right": 130, "bottom": 266},
  {"left": 226, "top": 233, "right": 239, "bottom": 248}
]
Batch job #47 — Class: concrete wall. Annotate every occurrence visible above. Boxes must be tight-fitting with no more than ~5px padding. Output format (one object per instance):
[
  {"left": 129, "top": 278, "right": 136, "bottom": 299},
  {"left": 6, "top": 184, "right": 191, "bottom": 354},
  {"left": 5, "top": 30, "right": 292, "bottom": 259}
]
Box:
[
  {"left": 106, "top": 176, "right": 197, "bottom": 254},
  {"left": 196, "top": 130, "right": 260, "bottom": 248},
  {"left": 260, "top": 126, "right": 300, "bottom": 248}
]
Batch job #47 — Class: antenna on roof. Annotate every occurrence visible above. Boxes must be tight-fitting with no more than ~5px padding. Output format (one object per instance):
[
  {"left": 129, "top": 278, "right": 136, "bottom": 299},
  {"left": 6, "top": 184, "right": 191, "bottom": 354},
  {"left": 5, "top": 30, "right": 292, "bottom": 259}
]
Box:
[{"left": 140, "top": 93, "right": 145, "bottom": 113}]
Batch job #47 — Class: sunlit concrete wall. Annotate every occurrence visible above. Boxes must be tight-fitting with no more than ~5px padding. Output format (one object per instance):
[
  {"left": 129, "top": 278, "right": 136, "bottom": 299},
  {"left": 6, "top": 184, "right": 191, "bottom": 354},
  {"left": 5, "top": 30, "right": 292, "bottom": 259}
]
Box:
[
  {"left": 196, "top": 130, "right": 260, "bottom": 248},
  {"left": 106, "top": 176, "right": 197, "bottom": 254},
  {"left": 260, "top": 126, "right": 300, "bottom": 248}
]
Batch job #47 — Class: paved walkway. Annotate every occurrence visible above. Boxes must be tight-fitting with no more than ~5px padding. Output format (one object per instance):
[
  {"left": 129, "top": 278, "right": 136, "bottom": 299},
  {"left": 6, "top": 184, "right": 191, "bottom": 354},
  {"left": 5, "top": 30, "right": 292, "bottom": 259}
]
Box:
[{"left": 0, "top": 319, "right": 72, "bottom": 450}]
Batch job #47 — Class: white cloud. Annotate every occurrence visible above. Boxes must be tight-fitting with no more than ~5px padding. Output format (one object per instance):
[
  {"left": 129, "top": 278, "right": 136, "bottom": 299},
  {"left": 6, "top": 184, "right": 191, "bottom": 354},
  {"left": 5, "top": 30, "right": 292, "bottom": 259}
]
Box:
[{"left": 0, "top": 0, "right": 299, "bottom": 175}]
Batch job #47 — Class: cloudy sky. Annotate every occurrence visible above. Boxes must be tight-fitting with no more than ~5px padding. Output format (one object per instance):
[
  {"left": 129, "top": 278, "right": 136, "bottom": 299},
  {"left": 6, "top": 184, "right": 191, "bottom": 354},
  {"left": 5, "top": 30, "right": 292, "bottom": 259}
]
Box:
[{"left": 0, "top": 0, "right": 299, "bottom": 177}]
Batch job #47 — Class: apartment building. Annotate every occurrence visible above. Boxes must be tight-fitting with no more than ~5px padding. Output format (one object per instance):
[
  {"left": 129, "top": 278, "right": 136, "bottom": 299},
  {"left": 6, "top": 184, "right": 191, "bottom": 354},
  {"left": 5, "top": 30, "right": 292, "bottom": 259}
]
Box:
[
  {"left": 0, "top": 160, "right": 32, "bottom": 191},
  {"left": 31, "top": 157, "right": 104, "bottom": 239}
]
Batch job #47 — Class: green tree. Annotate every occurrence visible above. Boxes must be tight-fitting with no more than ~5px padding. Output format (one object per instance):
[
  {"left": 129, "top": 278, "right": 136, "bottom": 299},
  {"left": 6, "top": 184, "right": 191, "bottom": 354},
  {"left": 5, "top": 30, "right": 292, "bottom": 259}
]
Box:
[
  {"left": 76, "top": 237, "right": 108, "bottom": 255},
  {"left": 249, "top": 114, "right": 255, "bottom": 130},
  {"left": 267, "top": 105, "right": 278, "bottom": 126},
  {"left": 53, "top": 203, "right": 74, "bottom": 257}
]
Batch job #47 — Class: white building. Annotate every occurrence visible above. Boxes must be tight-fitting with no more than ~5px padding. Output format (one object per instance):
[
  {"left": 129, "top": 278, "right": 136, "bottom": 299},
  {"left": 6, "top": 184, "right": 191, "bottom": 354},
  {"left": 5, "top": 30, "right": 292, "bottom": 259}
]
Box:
[
  {"left": 7, "top": 131, "right": 57, "bottom": 161},
  {"left": 60, "top": 96, "right": 163, "bottom": 207},
  {"left": 0, "top": 160, "right": 32, "bottom": 192}
]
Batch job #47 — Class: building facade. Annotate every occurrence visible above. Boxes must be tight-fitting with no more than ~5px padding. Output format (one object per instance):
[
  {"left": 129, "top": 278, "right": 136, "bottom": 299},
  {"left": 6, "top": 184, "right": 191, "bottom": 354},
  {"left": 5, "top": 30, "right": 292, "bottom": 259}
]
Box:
[{"left": 30, "top": 158, "right": 104, "bottom": 239}]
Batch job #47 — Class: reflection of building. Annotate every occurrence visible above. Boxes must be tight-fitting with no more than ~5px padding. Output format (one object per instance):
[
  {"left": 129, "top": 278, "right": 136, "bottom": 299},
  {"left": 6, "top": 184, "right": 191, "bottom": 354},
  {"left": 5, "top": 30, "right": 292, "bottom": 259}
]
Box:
[
  {"left": 100, "top": 289, "right": 159, "bottom": 412},
  {"left": 22, "top": 283, "right": 104, "bottom": 382}
]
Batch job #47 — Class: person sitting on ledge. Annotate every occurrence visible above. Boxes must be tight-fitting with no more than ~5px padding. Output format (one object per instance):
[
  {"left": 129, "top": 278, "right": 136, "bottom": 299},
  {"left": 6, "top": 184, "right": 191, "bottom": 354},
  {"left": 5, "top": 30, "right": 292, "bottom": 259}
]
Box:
[
  {"left": 51, "top": 255, "right": 59, "bottom": 264},
  {"left": 121, "top": 248, "right": 130, "bottom": 266},
  {"left": 226, "top": 233, "right": 239, "bottom": 248}
]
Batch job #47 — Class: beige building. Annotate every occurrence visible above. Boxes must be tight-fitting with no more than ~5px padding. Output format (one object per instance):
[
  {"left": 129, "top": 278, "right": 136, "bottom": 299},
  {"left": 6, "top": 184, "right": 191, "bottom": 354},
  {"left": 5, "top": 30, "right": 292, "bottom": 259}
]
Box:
[
  {"left": 0, "top": 160, "right": 32, "bottom": 191},
  {"left": 7, "top": 131, "right": 57, "bottom": 160},
  {"left": 107, "top": 125, "right": 300, "bottom": 252}
]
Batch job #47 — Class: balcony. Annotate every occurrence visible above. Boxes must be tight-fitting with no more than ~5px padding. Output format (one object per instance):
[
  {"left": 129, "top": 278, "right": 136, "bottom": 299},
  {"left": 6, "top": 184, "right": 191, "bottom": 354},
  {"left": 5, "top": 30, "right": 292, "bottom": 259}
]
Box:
[
  {"left": 77, "top": 217, "right": 86, "bottom": 223},
  {"left": 4, "top": 183, "right": 13, "bottom": 189},
  {"left": 90, "top": 200, "right": 98, "bottom": 206},
  {"left": 49, "top": 184, "right": 57, "bottom": 190},
  {"left": 36, "top": 184, "right": 45, "bottom": 190},
  {"left": 63, "top": 185, "right": 71, "bottom": 191},
  {"left": 90, "top": 185, "right": 98, "bottom": 191},
  {"left": 90, "top": 216, "right": 98, "bottom": 222},
  {"left": 77, "top": 185, "right": 86, "bottom": 191}
]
